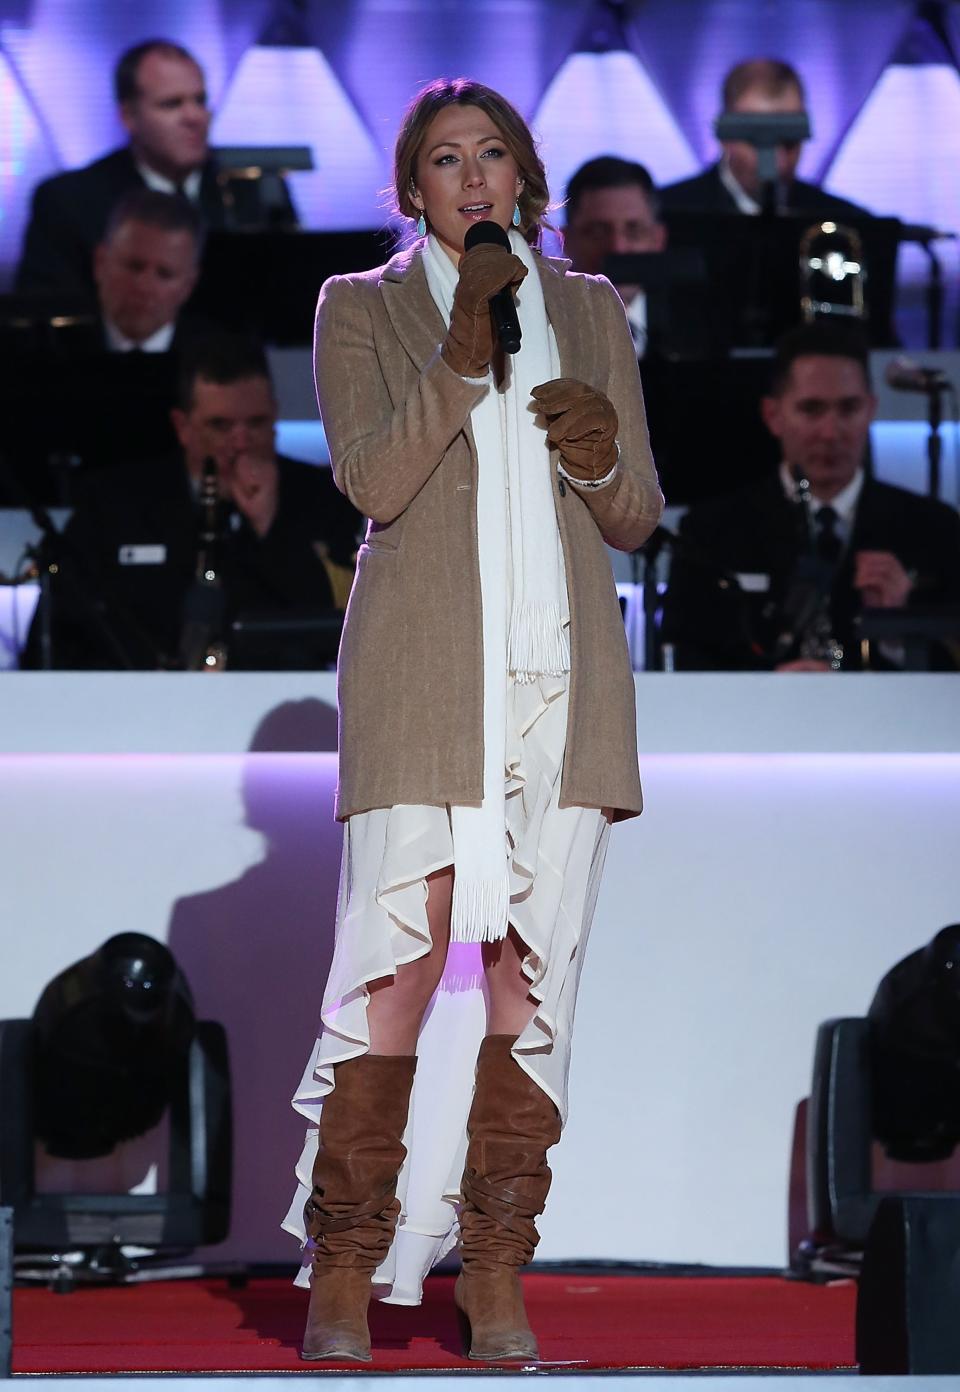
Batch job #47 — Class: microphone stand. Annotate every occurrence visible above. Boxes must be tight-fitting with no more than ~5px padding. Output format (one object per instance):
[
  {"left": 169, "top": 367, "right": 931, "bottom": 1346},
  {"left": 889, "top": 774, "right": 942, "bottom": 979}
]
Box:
[
  {"left": 22, "top": 506, "right": 145, "bottom": 672},
  {"left": 0, "top": 459, "right": 142, "bottom": 670},
  {"left": 922, "top": 239, "right": 943, "bottom": 351},
  {"left": 925, "top": 380, "right": 944, "bottom": 501},
  {"left": 629, "top": 527, "right": 670, "bottom": 671},
  {"left": 631, "top": 525, "right": 746, "bottom": 671}
]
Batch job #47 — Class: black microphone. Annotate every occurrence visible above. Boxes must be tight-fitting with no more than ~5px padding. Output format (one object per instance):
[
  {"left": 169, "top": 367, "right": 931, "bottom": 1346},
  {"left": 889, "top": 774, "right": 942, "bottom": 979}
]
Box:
[
  {"left": 463, "top": 220, "right": 522, "bottom": 354},
  {"left": 884, "top": 357, "right": 951, "bottom": 394}
]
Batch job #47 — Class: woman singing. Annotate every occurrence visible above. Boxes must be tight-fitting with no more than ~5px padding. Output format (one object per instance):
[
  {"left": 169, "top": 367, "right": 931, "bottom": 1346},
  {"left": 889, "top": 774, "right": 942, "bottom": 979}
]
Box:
[{"left": 284, "top": 77, "right": 662, "bottom": 1363}]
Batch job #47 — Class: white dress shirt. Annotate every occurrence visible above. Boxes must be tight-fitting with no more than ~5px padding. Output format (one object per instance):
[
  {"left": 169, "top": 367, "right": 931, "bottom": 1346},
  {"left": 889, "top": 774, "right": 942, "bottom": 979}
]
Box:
[
  {"left": 624, "top": 290, "right": 649, "bottom": 358},
  {"left": 103, "top": 317, "right": 176, "bottom": 353},
  {"left": 135, "top": 161, "right": 203, "bottom": 202},
  {"left": 779, "top": 462, "right": 865, "bottom": 548},
  {"left": 718, "top": 158, "right": 762, "bottom": 216}
]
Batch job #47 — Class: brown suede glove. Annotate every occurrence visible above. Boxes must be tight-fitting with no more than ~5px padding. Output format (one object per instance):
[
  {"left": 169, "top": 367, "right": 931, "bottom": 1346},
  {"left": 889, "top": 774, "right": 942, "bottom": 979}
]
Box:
[
  {"left": 441, "top": 242, "right": 528, "bottom": 378},
  {"left": 531, "top": 378, "right": 619, "bottom": 482}
]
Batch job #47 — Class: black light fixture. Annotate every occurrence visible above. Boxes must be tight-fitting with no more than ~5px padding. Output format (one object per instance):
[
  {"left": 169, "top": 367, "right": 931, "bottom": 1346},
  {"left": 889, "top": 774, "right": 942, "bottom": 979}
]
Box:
[
  {"left": 795, "top": 923, "right": 960, "bottom": 1373},
  {"left": 868, "top": 922, "right": 960, "bottom": 1162},
  {"left": 571, "top": 0, "right": 632, "bottom": 55},
  {"left": 32, "top": 933, "right": 195, "bottom": 1160},
  {"left": 0, "top": 934, "right": 232, "bottom": 1286}
]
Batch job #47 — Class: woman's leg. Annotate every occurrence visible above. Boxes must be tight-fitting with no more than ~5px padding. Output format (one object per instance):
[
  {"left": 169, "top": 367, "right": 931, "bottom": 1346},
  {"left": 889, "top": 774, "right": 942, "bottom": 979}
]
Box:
[
  {"left": 481, "top": 926, "right": 537, "bottom": 1036},
  {"left": 302, "top": 866, "right": 453, "bottom": 1361},
  {"left": 366, "top": 865, "right": 454, "bottom": 1051},
  {"left": 455, "top": 927, "right": 559, "bottom": 1361}
]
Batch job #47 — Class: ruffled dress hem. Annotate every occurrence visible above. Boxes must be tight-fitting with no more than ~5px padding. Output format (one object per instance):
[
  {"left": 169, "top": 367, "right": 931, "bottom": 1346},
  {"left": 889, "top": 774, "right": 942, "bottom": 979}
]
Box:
[{"left": 284, "top": 672, "right": 610, "bottom": 1302}]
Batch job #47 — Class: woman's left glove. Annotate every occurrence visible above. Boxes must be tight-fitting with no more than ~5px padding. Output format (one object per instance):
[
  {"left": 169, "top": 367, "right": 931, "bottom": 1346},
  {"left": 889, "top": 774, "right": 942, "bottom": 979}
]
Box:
[{"left": 531, "top": 378, "right": 618, "bottom": 483}]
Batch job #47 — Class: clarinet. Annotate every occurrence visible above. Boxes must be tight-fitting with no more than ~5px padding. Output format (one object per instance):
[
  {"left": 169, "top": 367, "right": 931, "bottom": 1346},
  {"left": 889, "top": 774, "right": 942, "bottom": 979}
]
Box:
[
  {"left": 778, "top": 467, "right": 844, "bottom": 669},
  {"left": 179, "top": 456, "right": 228, "bottom": 671}
]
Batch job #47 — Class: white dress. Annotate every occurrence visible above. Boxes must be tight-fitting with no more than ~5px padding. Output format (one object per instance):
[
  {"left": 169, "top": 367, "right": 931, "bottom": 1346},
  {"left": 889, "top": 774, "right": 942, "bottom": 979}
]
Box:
[{"left": 282, "top": 669, "right": 610, "bottom": 1303}]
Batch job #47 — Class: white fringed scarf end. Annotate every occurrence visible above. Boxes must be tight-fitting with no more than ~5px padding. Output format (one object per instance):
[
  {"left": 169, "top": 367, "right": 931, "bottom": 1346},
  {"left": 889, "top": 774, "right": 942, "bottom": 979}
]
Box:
[
  {"left": 508, "top": 601, "right": 570, "bottom": 684},
  {"left": 450, "top": 874, "right": 511, "bottom": 943}
]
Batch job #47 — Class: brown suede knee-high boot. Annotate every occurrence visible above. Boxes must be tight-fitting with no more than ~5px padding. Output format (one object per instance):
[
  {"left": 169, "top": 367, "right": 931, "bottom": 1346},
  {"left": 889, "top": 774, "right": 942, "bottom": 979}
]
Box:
[
  {"left": 455, "top": 1034, "right": 562, "bottom": 1361},
  {"left": 301, "top": 1053, "right": 416, "bottom": 1362}
]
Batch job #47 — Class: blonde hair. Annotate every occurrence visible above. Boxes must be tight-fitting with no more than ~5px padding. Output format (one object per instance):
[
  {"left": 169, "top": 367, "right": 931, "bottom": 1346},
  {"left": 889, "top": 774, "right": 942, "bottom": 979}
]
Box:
[{"left": 393, "top": 78, "right": 551, "bottom": 245}]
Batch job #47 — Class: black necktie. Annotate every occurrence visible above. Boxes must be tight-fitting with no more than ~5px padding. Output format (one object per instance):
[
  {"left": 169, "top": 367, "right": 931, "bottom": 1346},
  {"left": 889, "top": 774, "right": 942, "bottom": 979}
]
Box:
[{"left": 814, "top": 505, "right": 842, "bottom": 565}]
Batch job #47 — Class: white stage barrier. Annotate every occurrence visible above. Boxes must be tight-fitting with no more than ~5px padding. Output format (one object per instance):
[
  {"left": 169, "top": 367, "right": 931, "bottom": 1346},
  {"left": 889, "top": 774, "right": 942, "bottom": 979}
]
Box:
[{"left": 1, "top": 672, "right": 958, "bottom": 1272}]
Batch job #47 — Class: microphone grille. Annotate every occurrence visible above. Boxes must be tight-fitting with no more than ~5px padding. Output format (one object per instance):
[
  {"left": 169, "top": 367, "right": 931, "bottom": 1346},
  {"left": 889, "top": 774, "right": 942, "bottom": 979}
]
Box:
[{"left": 464, "top": 220, "right": 510, "bottom": 253}]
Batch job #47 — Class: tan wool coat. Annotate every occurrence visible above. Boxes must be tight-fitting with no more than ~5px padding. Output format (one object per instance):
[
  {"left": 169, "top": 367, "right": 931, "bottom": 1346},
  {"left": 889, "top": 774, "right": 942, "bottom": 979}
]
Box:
[{"left": 314, "top": 242, "right": 663, "bottom": 823}]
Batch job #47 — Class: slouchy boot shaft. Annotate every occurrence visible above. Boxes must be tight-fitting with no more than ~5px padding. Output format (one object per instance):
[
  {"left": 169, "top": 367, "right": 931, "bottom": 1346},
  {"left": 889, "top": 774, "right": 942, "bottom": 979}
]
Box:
[
  {"left": 456, "top": 1035, "right": 562, "bottom": 1360},
  {"left": 301, "top": 1053, "right": 416, "bottom": 1361}
]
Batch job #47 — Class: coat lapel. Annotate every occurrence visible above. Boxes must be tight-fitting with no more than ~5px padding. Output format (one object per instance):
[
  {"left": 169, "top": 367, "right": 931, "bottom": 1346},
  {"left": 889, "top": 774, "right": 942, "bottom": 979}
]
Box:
[
  {"left": 383, "top": 243, "right": 585, "bottom": 380},
  {"left": 538, "top": 253, "right": 590, "bottom": 381},
  {"left": 379, "top": 244, "right": 448, "bottom": 373}
]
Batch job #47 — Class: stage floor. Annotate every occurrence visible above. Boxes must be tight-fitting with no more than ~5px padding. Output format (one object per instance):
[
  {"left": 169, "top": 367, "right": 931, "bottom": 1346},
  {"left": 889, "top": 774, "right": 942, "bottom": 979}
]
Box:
[{"left": 12, "top": 1270, "right": 858, "bottom": 1376}]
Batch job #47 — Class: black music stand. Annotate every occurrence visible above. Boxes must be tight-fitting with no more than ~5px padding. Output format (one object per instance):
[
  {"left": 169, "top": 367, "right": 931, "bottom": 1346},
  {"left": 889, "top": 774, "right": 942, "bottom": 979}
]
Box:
[
  {"left": 0, "top": 291, "right": 99, "bottom": 357},
  {"left": 603, "top": 249, "right": 713, "bottom": 360},
  {"left": 856, "top": 607, "right": 960, "bottom": 672},
  {"left": 637, "top": 356, "right": 779, "bottom": 504},
  {"left": 229, "top": 608, "right": 343, "bottom": 670},
  {"left": 213, "top": 144, "right": 311, "bottom": 231},
  {"left": 663, "top": 211, "right": 901, "bottom": 349},
  {"left": 191, "top": 229, "right": 393, "bottom": 345},
  {"left": 2, "top": 347, "right": 180, "bottom": 505}
]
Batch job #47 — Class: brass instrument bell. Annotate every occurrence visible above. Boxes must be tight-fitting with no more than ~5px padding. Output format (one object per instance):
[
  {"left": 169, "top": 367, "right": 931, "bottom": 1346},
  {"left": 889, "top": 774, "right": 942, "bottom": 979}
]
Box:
[{"left": 799, "top": 221, "right": 865, "bottom": 322}]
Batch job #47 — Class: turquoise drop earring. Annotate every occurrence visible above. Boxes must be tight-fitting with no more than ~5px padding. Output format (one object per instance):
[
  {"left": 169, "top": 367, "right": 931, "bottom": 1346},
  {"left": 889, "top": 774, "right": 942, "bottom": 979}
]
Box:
[
  {"left": 416, "top": 212, "right": 427, "bottom": 237},
  {"left": 512, "top": 202, "right": 521, "bottom": 228}
]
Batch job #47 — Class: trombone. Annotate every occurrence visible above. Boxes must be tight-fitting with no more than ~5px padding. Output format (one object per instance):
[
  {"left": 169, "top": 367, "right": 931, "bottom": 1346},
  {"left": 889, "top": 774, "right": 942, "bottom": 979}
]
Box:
[{"left": 799, "top": 221, "right": 865, "bottom": 322}]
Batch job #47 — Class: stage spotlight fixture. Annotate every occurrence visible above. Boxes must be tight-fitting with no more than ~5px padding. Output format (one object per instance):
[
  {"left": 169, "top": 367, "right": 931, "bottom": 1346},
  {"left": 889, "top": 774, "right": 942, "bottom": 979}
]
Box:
[
  {"left": 32, "top": 933, "right": 195, "bottom": 1159},
  {"left": 867, "top": 923, "right": 960, "bottom": 1163},
  {"left": 0, "top": 934, "right": 232, "bottom": 1285},
  {"left": 794, "top": 924, "right": 960, "bottom": 1372}
]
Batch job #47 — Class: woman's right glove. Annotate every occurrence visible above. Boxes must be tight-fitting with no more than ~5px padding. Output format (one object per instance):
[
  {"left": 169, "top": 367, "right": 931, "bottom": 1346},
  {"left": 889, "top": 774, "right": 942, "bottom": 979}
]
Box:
[{"left": 441, "top": 242, "right": 528, "bottom": 378}]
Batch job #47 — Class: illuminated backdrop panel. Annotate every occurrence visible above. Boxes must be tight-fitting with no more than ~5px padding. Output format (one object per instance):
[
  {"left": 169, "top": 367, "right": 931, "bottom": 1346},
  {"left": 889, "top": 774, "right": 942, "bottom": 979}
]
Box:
[{"left": 0, "top": 0, "right": 957, "bottom": 344}]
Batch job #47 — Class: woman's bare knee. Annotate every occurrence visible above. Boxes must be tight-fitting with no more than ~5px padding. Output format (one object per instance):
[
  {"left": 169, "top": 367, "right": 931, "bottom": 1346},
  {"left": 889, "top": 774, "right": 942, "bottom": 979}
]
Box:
[
  {"left": 482, "top": 928, "right": 538, "bottom": 1035},
  {"left": 365, "top": 865, "right": 454, "bottom": 1051},
  {"left": 366, "top": 954, "right": 442, "bottom": 1053}
]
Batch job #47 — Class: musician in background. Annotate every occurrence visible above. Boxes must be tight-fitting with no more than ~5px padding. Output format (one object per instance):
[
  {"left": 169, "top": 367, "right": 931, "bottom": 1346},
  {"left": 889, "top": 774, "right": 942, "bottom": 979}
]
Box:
[
  {"left": 16, "top": 39, "right": 227, "bottom": 295},
  {"left": 21, "top": 335, "right": 361, "bottom": 670},
  {"left": 659, "top": 321, "right": 960, "bottom": 670},
  {"left": 563, "top": 157, "right": 666, "bottom": 354},
  {"left": 91, "top": 189, "right": 206, "bottom": 353},
  {"left": 661, "top": 59, "right": 868, "bottom": 220}
]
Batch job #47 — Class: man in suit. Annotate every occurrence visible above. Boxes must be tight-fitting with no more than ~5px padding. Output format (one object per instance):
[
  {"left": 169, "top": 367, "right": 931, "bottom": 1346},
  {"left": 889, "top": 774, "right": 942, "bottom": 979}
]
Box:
[
  {"left": 563, "top": 155, "right": 719, "bottom": 363},
  {"left": 16, "top": 39, "right": 227, "bottom": 294},
  {"left": 661, "top": 59, "right": 867, "bottom": 220},
  {"left": 563, "top": 157, "right": 666, "bottom": 356},
  {"left": 659, "top": 321, "right": 960, "bottom": 670},
  {"left": 23, "top": 335, "right": 363, "bottom": 670},
  {"left": 2, "top": 190, "right": 209, "bottom": 500},
  {"left": 93, "top": 188, "right": 204, "bottom": 353}
]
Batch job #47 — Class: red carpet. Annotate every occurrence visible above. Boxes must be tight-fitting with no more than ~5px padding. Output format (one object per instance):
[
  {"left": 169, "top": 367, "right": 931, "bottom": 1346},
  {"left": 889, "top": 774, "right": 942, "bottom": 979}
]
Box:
[{"left": 13, "top": 1272, "right": 857, "bottom": 1374}]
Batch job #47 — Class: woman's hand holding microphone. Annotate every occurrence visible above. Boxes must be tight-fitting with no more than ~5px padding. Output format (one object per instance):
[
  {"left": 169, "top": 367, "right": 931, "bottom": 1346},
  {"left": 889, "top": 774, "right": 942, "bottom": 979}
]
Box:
[
  {"left": 440, "top": 246, "right": 620, "bottom": 491},
  {"left": 441, "top": 243, "right": 527, "bottom": 378},
  {"left": 531, "top": 379, "right": 619, "bottom": 486}
]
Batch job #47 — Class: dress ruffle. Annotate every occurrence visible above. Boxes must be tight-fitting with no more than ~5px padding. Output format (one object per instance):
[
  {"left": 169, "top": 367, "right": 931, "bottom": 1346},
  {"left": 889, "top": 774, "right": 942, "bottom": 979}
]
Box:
[{"left": 283, "top": 672, "right": 610, "bottom": 1303}]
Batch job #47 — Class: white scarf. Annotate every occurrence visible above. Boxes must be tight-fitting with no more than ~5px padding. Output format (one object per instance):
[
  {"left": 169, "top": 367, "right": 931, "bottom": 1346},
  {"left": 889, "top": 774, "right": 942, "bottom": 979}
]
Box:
[{"left": 423, "top": 230, "right": 568, "bottom": 943}]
